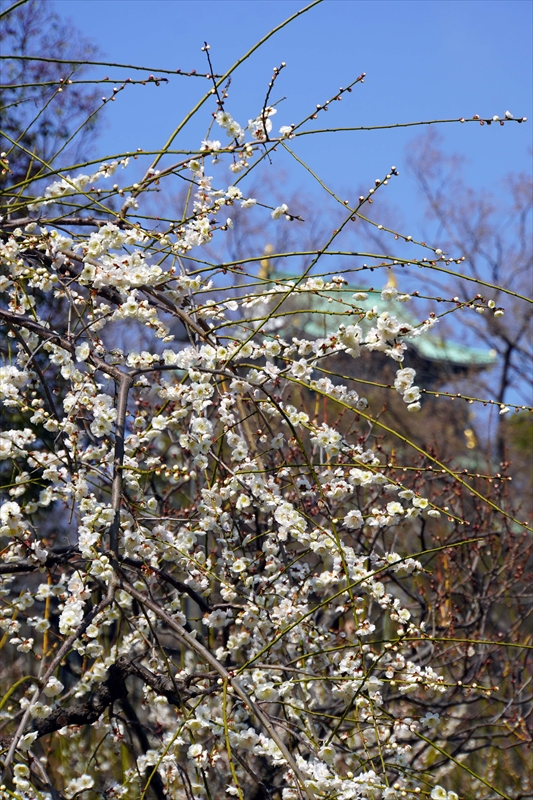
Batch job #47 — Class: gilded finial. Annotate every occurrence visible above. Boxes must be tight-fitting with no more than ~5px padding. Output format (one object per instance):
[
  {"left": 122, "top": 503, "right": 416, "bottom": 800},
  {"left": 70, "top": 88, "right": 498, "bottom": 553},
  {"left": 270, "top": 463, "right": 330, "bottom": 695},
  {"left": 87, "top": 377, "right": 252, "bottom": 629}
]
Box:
[
  {"left": 385, "top": 269, "right": 397, "bottom": 289},
  {"left": 259, "top": 243, "right": 274, "bottom": 280}
]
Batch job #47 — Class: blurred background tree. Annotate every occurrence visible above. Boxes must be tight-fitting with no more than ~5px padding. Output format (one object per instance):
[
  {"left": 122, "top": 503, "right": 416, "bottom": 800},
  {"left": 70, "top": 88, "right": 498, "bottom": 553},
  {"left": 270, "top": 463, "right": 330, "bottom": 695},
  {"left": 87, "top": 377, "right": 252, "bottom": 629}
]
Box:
[
  {"left": 0, "top": 0, "right": 101, "bottom": 195},
  {"left": 406, "top": 131, "right": 533, "bottom": 461}
]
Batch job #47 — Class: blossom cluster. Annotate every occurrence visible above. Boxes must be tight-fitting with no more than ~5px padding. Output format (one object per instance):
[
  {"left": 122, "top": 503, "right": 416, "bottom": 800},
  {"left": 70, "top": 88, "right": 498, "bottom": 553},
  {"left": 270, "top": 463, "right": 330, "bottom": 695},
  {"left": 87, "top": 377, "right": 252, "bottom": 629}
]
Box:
[{"left": 28, "top": 158, "right": 130, "bottom": 209}]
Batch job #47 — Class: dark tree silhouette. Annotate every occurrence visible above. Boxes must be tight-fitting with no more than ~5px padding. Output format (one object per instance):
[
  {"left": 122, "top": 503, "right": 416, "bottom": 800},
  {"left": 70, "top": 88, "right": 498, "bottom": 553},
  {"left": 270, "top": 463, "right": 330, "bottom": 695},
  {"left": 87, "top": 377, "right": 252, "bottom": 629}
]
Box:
[{"left": 1, "top": 0, "right": 101, "bottom": 193}]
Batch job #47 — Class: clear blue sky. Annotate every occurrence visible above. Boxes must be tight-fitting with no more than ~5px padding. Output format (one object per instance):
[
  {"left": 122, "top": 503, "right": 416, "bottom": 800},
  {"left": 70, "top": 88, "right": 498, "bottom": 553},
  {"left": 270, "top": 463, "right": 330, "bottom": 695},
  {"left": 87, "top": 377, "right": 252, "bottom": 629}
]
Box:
[{"left": 56, "top": 0, "right": 531, "bottom": 214}]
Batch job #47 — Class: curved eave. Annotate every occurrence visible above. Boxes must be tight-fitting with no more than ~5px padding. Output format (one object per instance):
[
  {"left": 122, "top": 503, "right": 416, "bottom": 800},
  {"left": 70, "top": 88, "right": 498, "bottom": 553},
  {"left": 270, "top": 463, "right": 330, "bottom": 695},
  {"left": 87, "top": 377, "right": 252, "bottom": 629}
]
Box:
[{"left": 409, "top": 338, "right": 497, "bottom": 368}]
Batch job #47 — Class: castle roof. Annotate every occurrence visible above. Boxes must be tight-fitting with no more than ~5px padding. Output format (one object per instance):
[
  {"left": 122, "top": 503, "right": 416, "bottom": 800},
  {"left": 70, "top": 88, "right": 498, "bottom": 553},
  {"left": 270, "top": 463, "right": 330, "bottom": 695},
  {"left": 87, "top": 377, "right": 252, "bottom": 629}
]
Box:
[{"left": 262, "top": 271, "right": 497, "bottom": 371}]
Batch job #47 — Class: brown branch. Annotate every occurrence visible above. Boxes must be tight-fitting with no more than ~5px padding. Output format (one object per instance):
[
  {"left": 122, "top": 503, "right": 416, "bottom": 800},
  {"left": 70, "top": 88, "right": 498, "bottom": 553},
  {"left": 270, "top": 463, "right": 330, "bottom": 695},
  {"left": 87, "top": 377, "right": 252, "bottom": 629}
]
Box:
[
  {"left": 30, "top": 661, "right": 128, "bottom": 738},
  {"left": 141, "top": 286, "right": 215, "bottom": 342},
  {"left": 119, "top": 693, "right": 168, "bottom": 800},
  {"left": 29, "top": 656, "right": 215, "bottom": 738},
  {"left": 1, "top": 216, "right": 129, "bottom": 228},
  {"left": 115, "top": 655, "right": 217, "bottom": 704},
  {"left": 0, "top": 307, "right": 124, "bottom": 381},
  {"left": 119, "top": 556, "right": 212, "bottom": 613},
  {"left": 0, "top": 545, "right": 79, "bottom": 575},
  {"left": 119, "top": 578, "right": 315, "bottom": 800}
]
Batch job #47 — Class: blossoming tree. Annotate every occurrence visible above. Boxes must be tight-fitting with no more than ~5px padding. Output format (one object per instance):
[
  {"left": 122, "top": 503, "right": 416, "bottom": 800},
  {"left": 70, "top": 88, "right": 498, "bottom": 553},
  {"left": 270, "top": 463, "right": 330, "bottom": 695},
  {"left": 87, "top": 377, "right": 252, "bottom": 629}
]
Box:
[{"left": 0, "top": 2, "right": 531, "bottom": 799}]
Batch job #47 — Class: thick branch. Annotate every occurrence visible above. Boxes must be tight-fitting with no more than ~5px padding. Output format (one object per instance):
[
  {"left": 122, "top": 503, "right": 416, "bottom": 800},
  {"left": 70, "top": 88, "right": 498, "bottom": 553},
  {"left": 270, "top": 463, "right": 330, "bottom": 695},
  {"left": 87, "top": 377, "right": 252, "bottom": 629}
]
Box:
[
  {"left": 30, "top": 662, "right": 128, "bottom": 738},
  {"left": 109, "top": 372, "right": 133, "bottom": 554},
  {"left": 0, "top": 546, "right": 79, "bottom": 575},
  {"left": 28, "top": 656, "right": 215, "bottom": 739}
]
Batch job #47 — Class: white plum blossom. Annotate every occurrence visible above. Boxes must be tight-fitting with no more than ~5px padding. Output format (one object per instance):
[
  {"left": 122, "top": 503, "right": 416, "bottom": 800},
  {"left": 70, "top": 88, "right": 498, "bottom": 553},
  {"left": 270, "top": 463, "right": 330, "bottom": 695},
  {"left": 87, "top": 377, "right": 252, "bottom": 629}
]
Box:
[
  {"left": 29, "top": 160, "right": 128, "bottom": 209},
  {"left": 43, "top": 676, "right": 64, "bottom": 697},
  {"left": 0, "top": 501, "right": 25, "bottom": 536},
  {"left": 248, "top": 106, "right": 276, "bottom": 140},
  {"left": 271, "top": 203, "right": 289, "bottom": 219},
  {"left": 381, "top": 286, "right": 398, "bottom": 301},
  {"left": 338, "top": 323, "right": 363, "bottom": 357},
  {"left": 311, "top": 423, "right": 343, "bottom": 455},
  {"left": 59, "top": 601, "right": 85, "bottom": 635},
  {"left": 64, "top": 775, "right": 95, "bottom": 799},
  {"left": 0, "top": 365, "right": 28, "bottom": 404},
  {"left": 75, "top": 342, "right": 90, "bottom": 362},
  {"left": 431, "top": 789, "right": 459, "bottom": 800},
  {"left": 403, "top": 386, "right": 421, "bottom": 403},
  {"left": 215, "top": 110, "right": 244, "bottom": 142},
  {"left": 345, "top": 509, "right": 364, "bottom": 529}
]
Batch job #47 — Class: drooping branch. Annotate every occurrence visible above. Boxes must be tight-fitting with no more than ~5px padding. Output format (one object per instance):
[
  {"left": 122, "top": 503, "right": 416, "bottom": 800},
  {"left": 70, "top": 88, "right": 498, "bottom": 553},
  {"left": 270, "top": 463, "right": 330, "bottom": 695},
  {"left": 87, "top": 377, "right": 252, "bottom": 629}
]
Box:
[
  {"left": 119, "top": 556, "right": 212, "bottom": 613},
  {"left": 120, "top": 579, "right": 315, "bottom": 800}
]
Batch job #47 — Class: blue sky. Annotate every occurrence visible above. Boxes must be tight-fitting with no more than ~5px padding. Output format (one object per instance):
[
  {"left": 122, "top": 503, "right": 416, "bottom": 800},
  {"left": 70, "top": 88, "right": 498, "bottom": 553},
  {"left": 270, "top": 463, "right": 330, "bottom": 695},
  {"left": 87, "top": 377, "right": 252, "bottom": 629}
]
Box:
[{"left": 56, "top": 0, "right": 531, "bottom": 208}]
